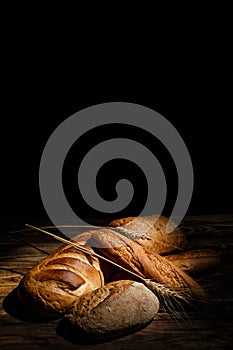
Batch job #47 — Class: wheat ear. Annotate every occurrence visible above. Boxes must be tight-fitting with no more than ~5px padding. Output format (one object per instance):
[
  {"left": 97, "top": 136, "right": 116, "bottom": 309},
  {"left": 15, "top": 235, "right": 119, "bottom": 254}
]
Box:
[{"left": 24, "top": 224, "right": 189, "bottom": 312}]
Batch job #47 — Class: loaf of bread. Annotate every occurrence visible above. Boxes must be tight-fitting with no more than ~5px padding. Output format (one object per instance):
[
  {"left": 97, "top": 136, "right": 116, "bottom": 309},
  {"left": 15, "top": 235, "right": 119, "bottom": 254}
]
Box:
[
  {"left": 109, "top": 215, "right": 187, "bottom": 255},
  {"left": 165, "top": 249, "right": 220, "bottom": 275},
  {"left": 17, "top": 241, "right": 104, "bottom": 317},
  {"left": 88, "top": 229, "right": 206, "bottom": 302},
  {"left": 61, "top": 280, "right": 159, "bottom": 341}
]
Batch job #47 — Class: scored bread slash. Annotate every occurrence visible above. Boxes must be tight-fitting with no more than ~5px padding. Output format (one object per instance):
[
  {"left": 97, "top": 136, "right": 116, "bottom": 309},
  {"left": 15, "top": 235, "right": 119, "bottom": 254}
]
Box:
[{"left": 18, "top": 225, "right": 105, "bottom": 317}]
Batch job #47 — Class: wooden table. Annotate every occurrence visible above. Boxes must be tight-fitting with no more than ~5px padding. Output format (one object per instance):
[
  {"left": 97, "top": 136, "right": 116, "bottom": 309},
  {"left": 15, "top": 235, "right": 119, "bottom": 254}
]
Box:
[{"left": 1, "top": 216, "right": 233, "bottom": 349}]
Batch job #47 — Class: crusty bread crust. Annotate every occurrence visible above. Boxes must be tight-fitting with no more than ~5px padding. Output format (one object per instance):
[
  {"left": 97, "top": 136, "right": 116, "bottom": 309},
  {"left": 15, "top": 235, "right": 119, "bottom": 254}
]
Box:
[
  {"left": 88, "top": 229, "right": 206, "bottom": 302},
  {"left": 165, "top": 249, "right": 220, "bottom": 274},
  {"left": 64, "top": 280, "right": 159, "bottom": 340},
  {"left": 109, "top": 215, "right": 187, "bottom": 255},
  {"left": 17, "top": 242, "right": 104, "bottom": 317}
]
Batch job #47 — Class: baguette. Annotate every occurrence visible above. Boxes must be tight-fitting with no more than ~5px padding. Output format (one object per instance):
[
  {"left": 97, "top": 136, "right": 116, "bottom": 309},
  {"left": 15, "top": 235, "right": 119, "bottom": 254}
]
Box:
[
  {"left": 17, "top": 241, "right": 104, "bottom": 317},
  {"left": 61, "top": 280, "right": 159, "bottom": 341},
  {"left": 165, "top": 249, "right": 220, "bottom": 275},
  {"left": 109, "top": 215, "right": 187, "bottom": 255},
  {"left": 88, "top": 229, "right": 206, "bottom": 302}
]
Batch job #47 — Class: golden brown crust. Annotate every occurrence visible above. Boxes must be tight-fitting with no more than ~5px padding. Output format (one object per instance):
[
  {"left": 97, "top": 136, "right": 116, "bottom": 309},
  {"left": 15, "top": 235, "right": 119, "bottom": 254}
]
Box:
[
  {"left": 88, "top": 229, "right": 206, "bottom": 302},
  {"left": 109, "top": 215, "right": 187, "bottom": 255},
  {"left": 165, "top": 249, "right": 220, "bottom": 274},
  {"left": 17, "top": 242, "right": 104, "bottom": 317},
  {"left": 110, "top": 217, "right": 136, "bottom": 227},
  {"left": 72, "top": 231, "right": 94, "bottom": 245}
]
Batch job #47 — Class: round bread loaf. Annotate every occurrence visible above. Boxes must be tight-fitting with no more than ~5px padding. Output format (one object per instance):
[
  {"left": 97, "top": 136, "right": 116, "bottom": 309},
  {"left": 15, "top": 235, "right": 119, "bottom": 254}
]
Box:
[
  {"left": 109, "top": 215, "right": 187, "bottom": 255},
  {"left": 17, "top": 242, "right": 104, "bottom": 317},
  {"left": 62, "top": 280, "right": 159, "bottom": 341}
]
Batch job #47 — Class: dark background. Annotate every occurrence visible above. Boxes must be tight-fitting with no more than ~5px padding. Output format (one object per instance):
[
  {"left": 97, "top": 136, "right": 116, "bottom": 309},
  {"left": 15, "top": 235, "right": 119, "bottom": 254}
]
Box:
[
  {"left": 1, "top": 12, "right": 232, "bottom": 226},
  {"left": 3, "top": 74, "right": 232, "bottom": 225}
]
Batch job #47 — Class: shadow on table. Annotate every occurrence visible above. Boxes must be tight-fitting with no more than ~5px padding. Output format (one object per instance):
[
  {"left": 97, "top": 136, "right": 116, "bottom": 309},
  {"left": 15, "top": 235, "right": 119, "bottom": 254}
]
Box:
[
  {"left": 2, "top": 287, "right": 59, "bottom": 323},
  {"left": 56, "top": 316, "right": 150, "bottom": 345}
]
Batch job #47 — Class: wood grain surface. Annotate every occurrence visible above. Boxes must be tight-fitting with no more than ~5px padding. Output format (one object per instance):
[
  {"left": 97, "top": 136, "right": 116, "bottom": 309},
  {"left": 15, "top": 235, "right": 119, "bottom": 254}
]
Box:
[{"left": 0, "top": 215, "right": 233, "bottom": 349}]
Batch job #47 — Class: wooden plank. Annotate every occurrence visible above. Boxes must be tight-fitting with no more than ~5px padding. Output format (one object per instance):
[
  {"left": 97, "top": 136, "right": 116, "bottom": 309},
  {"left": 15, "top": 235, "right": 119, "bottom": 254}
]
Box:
[{"left": 0, "top": 216, "right": 233, "bottom": 349}]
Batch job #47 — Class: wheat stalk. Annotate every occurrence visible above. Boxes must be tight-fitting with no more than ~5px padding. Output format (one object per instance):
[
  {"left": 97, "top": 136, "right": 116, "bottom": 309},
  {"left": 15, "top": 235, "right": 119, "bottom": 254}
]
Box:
[
  {"left": 9, "top": 223, "right": 185, "bottom": 252},
  {"left": 114, "top": 226, "right": 185, "bottom": 252},
  {"left": 24, "top": 224, "right": 187, "bottom": 312}
]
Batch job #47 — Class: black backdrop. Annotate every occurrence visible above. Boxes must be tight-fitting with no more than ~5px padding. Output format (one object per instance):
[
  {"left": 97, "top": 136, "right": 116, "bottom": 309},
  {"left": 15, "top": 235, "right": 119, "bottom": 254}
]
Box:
[
  {"left": 2, "top": 31, "right": 232, "bottom": 224},
  {"left": 2, "top": 71, "right": 232, "bottom": 225}
]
